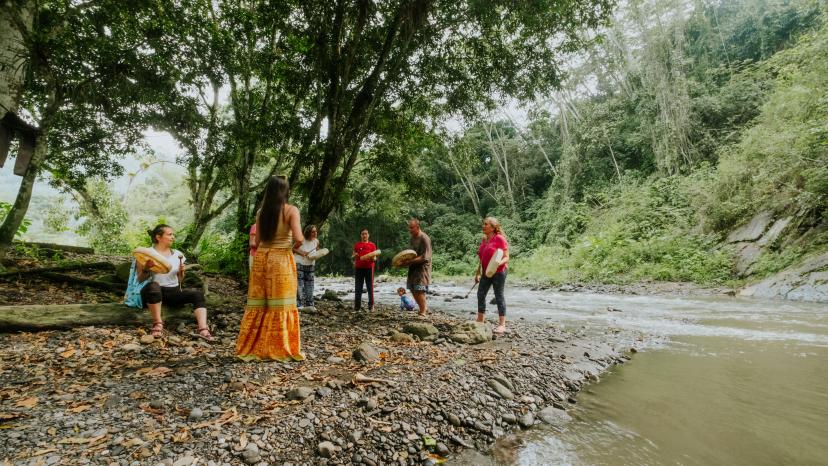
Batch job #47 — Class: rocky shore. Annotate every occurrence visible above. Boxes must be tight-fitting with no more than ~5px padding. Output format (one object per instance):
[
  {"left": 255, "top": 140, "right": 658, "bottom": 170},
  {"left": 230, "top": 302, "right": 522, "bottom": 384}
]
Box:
[{"left": 1, "top": 290, "right": 641, "bottom": 466}]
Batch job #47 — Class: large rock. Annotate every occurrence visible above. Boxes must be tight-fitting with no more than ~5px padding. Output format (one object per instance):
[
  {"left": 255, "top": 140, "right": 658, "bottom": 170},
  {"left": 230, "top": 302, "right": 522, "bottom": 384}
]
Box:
[
  {"left": 740, "top": 252, "right": 828, "bottom": 302},
  {"left": 538, "top": 406, "right": 572, "bottom": 426},
  {"left": 449, "top": 321, "right": 492, "bottom": 345},
  {"left": 115, "top": 262, "right": 131, "bottom": 283},
  {"left": 757, "top": 216, "right": 792, "bottom": 247},
  {"left": 732, "top": 242, "right": 763, "bottom": 276},
  {"left": 352, "top": 342, "right": 380, "bottom": 362},
  {"left": 727, "top": 211, "right": 774, "bottom": 243},
  {"left": 402, "top": 322, "right": 438, "bottom": 340}
]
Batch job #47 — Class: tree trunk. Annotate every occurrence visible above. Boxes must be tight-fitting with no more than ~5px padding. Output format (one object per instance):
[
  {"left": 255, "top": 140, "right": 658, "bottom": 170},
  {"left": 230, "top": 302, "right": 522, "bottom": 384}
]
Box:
[
  {"left": 0, "top": 134, "right": 48, "bottom": 262},
  {"left": 0, "top": 303, "right": 200, "bottom": 332},
  {"left": 0, "top": 4, "right": 33, "bottom": 116}
]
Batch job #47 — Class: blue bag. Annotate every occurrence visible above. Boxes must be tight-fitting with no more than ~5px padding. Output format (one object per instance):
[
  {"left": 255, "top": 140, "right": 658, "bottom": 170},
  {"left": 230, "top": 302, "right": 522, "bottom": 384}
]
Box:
[{"left": 123, "top": 259, "right": 151, "bottom": 308}]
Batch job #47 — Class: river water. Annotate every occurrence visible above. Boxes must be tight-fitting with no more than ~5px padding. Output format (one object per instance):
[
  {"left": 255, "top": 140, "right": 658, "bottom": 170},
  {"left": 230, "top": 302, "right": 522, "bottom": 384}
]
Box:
[{"left": 317, "top": 277, "right": 828, "bottom": 465}]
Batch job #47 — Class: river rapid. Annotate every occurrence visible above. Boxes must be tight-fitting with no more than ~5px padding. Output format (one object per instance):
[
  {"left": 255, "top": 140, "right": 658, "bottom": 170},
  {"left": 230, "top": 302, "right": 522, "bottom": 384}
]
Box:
[{"left": 316, "top": 277, "right": 828, "bottom": 465}]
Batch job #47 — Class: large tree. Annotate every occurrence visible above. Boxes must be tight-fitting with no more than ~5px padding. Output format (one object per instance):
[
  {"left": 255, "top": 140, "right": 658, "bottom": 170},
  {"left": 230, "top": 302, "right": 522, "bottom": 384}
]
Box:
[
  {"left": 281, "top": 0, "right": 616, "bottom": 226},
  {"left": 0, "top": 0, "right": 185, "bottom": 260}
]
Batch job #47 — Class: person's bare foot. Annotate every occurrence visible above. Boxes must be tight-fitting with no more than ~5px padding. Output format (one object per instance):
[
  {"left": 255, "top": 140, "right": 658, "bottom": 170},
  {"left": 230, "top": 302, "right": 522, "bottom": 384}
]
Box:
[{"left": 493, "top": 325, "right": 507, "bottom": 334}]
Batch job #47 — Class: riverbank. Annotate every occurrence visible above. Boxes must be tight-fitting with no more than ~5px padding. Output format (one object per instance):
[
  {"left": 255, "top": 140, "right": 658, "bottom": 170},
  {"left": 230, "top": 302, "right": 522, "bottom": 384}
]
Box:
[{"left": 0, "top": 292, "right": 641, "bottom": 465}]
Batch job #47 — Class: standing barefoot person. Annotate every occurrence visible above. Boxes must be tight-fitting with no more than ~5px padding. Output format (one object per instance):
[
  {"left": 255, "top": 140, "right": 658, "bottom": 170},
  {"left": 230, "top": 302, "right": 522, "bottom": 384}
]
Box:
[
  {"left": 474, "top": 216, "right": 510, "bottom": 334},
  {"left": 293, "top": 224, "right": 320, "bottom": 309},
  {"left": 137, "top": 225, "right": 213, "bottom": 341},
  {"left": 405, "top": 218, "right": 432, "bottom": 317},
  {"left": 352, "top": 228, "right": 377, "bottom": 312},
  {"left": 236, "top": 176, "right": 305, "bottom": 361}
]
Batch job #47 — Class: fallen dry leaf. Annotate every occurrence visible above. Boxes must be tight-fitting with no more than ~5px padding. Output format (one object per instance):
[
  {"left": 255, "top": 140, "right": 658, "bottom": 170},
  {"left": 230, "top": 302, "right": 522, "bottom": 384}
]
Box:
[
  {"left": 58, "top": 437, "right": 93, "bottom": 445},
  {"left": 192, "top": 408, "right": 239, "bottom": 429},
  {"left": 171, "top": 429, "right": 190, "bottom": 443},
  {"left": 139, "top": 404, "right": 164, "bottom": 415},
  {"left": 29, "top": 448, "right": 58, "bottom": 457},
  {"left": 67, "top": 404, "right": 92, "bottom": 414},
  {"left": 0, "top": 412, "right": 27, "bottom": 421},
  {"left": 60, "top": 349, "right": 76, "bottom": 358},
  {"left": 144, "top": 366, "right": 172, "bottom": 378},
  {"left": 121, "top": 438, "right": 144, "bottom": 447},
  {"left": 15, "top": 397, "right": 37, "bottom": 409}
]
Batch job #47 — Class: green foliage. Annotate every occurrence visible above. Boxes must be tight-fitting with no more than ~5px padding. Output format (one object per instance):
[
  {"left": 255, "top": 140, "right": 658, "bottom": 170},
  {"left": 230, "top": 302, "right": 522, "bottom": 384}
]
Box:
[
  {"left": 703, "top": 22, "right": 828, "bottom": 231},
  {"left": 197, "top": 233, "right": 248, "bottom": 275},
  {"left": 0, "top": 202, "right": 32, "bottom": 239},
  {"left": 515, "top": 174, "right": 734, "bottom": 284},
  {"left": 73, "top": 179, "right": 130, "bottom": 254}
]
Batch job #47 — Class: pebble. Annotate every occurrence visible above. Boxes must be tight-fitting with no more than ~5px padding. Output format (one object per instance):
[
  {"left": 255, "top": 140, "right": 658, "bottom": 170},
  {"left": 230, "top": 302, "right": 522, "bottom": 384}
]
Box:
[
  {"left": 121, "top": 343, "right": 142, "bottom": 352},
  {"left": 140, "top": 334, "right": 155, "bottom": 345},
  {"left": 318, "top": 441, "right": 337, "bottom": 458},
  {"left": 519, "top": 412, "right": 535, "bottom": 428},
  {"left": 286, "top": 387, "right": 314, "bottom": 401},
  {"left": 0, "top": 297, "right": 632, "bottom": 465}
]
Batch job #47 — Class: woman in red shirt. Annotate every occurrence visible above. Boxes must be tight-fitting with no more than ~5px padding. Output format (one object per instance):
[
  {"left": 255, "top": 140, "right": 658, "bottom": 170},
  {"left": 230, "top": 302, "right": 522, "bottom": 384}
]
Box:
[
  {"left": 474, "top": 216, "right": 510, "bottom": 333},
  {"left": 352, "top": 228, "right": 378, "bottom": 311}
]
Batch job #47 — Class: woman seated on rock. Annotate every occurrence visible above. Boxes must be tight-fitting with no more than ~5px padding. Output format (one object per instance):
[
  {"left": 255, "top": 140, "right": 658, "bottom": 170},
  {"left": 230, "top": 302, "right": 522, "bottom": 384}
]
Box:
[{"left": 136, "top": 224, "right": 213, "bottom": 341}]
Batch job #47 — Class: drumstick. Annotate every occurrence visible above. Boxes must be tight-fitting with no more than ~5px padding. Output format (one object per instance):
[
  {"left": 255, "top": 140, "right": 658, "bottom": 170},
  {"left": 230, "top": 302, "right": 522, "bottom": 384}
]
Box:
[
  {"left": 177, "top": 255, "right": 184, "bottom": 291},
  {"left": 464, "top": 282, "right": 478, "bottom": 298}
]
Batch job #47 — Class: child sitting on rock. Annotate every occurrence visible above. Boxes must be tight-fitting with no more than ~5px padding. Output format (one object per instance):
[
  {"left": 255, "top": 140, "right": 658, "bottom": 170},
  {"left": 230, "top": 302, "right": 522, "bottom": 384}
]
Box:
[{"left": 397, "top": 287, "right": 416, "bottom": 311}]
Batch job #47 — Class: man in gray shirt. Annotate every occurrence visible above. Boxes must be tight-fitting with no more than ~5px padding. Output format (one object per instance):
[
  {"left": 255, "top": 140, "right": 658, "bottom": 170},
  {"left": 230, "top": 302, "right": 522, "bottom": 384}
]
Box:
[{"left": 405, "top": 218, "right": 432, "bottom": 316}]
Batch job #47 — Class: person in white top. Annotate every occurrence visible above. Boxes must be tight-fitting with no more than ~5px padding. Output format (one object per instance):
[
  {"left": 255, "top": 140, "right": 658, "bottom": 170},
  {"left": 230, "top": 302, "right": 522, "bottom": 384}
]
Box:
[
  {"left": 136, "top": 224, "right": 213, "bottom": 341},
  {"left": 293, "top": 224, "right": 320, "bottom": 308}
]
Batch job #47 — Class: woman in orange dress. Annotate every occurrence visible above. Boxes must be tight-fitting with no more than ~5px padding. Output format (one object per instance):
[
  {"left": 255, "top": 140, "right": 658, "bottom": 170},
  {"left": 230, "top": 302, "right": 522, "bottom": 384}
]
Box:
[{"left": 236, "top": 176, "right": 305, "bottom": 361}]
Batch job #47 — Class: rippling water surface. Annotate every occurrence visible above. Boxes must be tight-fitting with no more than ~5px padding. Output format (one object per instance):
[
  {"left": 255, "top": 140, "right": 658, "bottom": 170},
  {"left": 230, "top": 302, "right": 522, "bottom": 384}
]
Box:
[{"left": 318, "top": 278, "right": 828, "bottom": 465}]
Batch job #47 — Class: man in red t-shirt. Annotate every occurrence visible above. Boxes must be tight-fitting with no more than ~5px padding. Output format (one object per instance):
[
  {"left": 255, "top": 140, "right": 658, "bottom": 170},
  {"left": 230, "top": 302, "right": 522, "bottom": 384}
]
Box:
[{"left": 352, "top": 228, "right": 377, "bottom": 311}]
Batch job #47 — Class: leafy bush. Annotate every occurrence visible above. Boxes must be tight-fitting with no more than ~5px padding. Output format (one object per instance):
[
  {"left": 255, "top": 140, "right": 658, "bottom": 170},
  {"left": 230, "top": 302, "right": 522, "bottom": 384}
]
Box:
[
  {"left": 703, "top": 24, "right": 828, "bottom": 232},
  {"left": 513, "top": 173, "right": 735, "bottom": 285},
  {"left": 0, "top": 201, "right": 31, "bottom": 239},
  {"left": 197, "top": 232, "right": 248, "bottom": 276}
]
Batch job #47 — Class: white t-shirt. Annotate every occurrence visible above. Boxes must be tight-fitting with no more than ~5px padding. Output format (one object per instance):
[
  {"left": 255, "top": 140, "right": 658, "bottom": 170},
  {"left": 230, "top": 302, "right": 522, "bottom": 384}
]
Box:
[
  {"left": 152, "top": 248, "right": 186, "bottom": 287},
  {"left": 294, "top": 239, "right": 319, "bottom": 266}
]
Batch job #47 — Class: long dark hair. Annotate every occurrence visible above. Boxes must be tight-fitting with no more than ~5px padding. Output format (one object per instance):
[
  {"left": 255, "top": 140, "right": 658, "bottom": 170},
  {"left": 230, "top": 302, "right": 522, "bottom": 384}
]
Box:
[
  {"left": 258, "top": 176, "right": 290, "bottom": 243},
  {"left": 147, "top": 224, "right": 172, "bottom": 244}
]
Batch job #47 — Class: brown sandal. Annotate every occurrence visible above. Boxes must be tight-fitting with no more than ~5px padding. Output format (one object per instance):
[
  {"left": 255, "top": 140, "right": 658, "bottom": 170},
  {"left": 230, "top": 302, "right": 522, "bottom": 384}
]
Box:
[
  {"left": 193, "top": 327, "right": 215, "bottom": 342},
  {"left": 150, "top": 321, "right": 164, "bottom": 338}
]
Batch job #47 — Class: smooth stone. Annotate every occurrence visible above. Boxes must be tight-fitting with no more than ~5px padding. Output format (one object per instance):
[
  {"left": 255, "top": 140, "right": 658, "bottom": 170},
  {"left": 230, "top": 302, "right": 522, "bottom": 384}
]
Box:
[
  {"left": 519, "top": 412, "right": 534, "bottom": 428},
  {"left": 538, "top": 407, "right": 572, "bottom": 426},
  {"left": 318, "top": 441, "right": 337, "bottom": 458},
  {"left": 285, "top": 387, "right": 314, "bottom": 401},
  {"left": 352, "top": 342, "right": 380, "bottom": 362},
  {"left": 188, "top": 408, "right": 203, "bottom": 420},
  {"left": 486, "top": 379, "right": 514, "bottom": 400}
]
